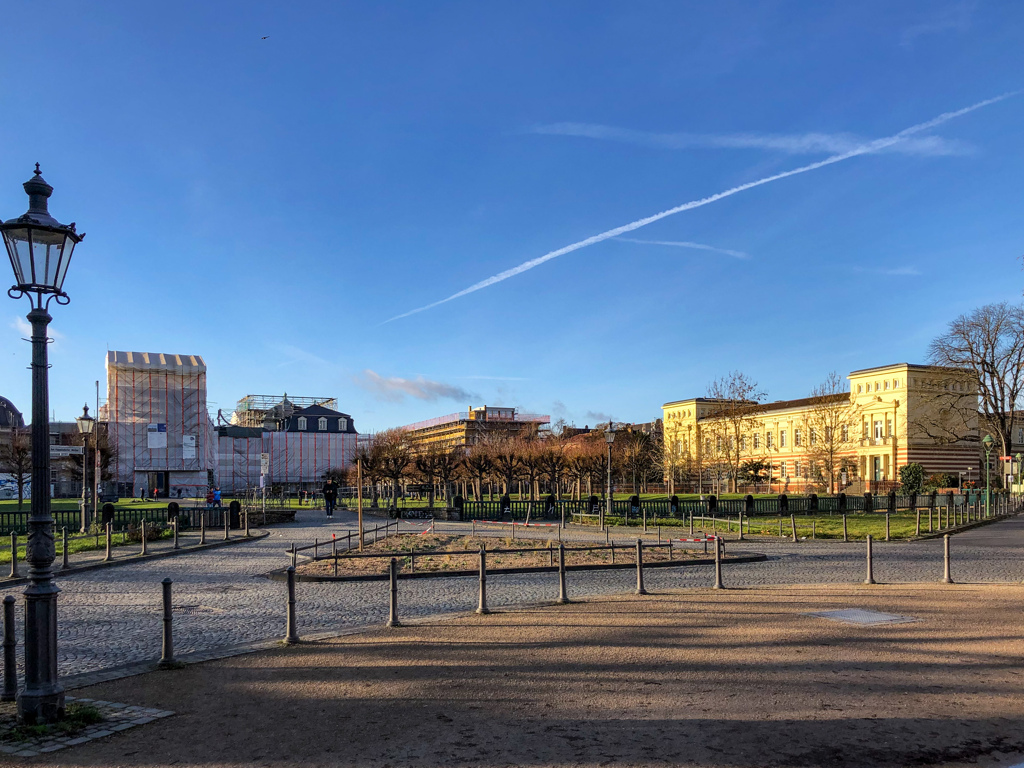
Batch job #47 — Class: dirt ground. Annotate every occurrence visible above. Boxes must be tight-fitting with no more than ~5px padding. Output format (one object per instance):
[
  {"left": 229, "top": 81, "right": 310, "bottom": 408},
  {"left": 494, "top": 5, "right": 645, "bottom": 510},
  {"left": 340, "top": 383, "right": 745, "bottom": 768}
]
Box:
[
  {"left": 299, "top": 533, "right": 709, "bottom": 577},
  {"left": 11, "top": 583, "right": 1024, "bottom": 768}
]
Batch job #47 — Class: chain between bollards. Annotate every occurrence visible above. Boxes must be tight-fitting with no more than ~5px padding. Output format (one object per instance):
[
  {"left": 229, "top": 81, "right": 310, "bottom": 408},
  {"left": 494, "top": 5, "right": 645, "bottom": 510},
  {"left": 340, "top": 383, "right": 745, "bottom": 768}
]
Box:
[
  {"left": 557, "top": 542, "right": 569, "bottom": 604},
  {"left": 2, "top": 596, "right": 16, "bottom": 702},
  {"left": 477, "top": 545, "right": 489, "bottom": 614},
  {"left": 942, "top": 534, "right": 953, "bottom": 584},
  {"left": 285, "top": 566, "right": 299, "bottom": 643},
  {"left": 386, "top": 558, "right": 401, "bottom": 627},
  {"left": 712, "top": 536, "right": 724, "bottom": 589},
  {"left": 8, "top": 533, "right": 16, "bottom": 579},
  {"left": 158, "top": 578, "right": 175, "bottom": 668},
  {"left": 635, "top": 538, "right": 647, "bottom": 595},
  {"left": 864, "top": 534, "right": 875, "bottom": 584}
]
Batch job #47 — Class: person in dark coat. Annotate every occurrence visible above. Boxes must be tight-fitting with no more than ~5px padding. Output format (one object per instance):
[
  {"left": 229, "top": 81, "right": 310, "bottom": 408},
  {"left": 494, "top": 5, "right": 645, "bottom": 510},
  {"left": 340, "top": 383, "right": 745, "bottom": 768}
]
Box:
[{"left": 323, "top": 478, "right": 337, "bottom": 519}]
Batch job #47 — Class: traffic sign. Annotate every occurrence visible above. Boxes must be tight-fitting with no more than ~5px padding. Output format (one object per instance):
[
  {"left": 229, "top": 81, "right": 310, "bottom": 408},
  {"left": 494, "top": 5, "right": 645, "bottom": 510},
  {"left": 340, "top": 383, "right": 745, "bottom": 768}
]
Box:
[{"left": 49, "top": 445, "right": 84, "bottom": 458}]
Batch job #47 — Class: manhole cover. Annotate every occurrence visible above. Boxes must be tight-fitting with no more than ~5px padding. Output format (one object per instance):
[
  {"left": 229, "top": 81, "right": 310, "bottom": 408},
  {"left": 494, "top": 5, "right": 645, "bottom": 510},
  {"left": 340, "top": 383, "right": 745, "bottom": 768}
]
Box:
[
  {"left": 808, "top": 609, "right": 917, "bottom": 626},
  {"left": 173, "top": 605, "right": 224, "bottom": 615}
]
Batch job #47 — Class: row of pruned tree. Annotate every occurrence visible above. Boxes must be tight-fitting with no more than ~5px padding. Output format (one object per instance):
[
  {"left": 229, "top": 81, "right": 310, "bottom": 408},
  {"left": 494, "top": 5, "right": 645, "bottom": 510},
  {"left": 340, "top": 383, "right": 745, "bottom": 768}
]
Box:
[{"left": 335, "top": 426, "right": 663, "bottom": 509}]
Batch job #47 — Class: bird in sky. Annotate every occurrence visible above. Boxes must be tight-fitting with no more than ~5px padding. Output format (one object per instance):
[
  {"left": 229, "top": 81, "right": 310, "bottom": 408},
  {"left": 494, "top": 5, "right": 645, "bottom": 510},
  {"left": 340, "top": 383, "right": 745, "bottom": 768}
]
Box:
[{"left": 261, "top": 36, "right": 268, "bottom": 40}]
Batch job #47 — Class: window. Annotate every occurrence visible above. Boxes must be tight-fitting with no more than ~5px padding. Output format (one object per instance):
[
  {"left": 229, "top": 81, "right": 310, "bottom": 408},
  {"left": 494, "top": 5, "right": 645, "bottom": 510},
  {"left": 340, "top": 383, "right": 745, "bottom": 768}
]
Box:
[
  {"left": 297, "top": 417, "right": 307, "bottom": 431},
  {"left": 810, "top": 428, "right": 817, "bottom": 446},
  {"left": 780, "top": 430, "right": 787, "bottom": 448},
  {"left": 339, "top": 418, "right": 348, "bottom": 431},
  {"left": 886, "top": 418, "right": 892, "bottom": 437},
  {"left": 874, "top": 420, "right": 883, "bottom": 439},
  {"left": 740, "top": 436, "right": 747, "bottom": 451},
  {"left": 766, "top": 432, "right": 774, "bottom": 449},
  {"left": 874, "top": 382, "right": 880, "bottom": 391},
  {"left": 753, "top": 433, "right": 760, "bottom": 449},
  {"left": 318, "top": 417, "right": 328, "bottom": 431},
  {"left": 857, "top": 384, "right": 863, "bottom": 394},
  {"left": 716, "top": 436, "right": 722, "bottom": 452},
  {"left": 884, "top": 380, "right": 890, "bottom": 390},
  {"left": 894, "top": 379, "right": 900, "bottom": 389},
  {"left": 780, "top": 461, "right": 788, "bottom": 478},
  {"left": 794, "top": 428, "right": 802, "bottom": 447},
  {"left": 1018, "top": 428, "right": 1023, "bottom": 444},
  {"left": 795, "top": 460, "right": 802, "bottom": 477},
  {"left": 840, "top": 425, "right": 848, "bottom": 442}
]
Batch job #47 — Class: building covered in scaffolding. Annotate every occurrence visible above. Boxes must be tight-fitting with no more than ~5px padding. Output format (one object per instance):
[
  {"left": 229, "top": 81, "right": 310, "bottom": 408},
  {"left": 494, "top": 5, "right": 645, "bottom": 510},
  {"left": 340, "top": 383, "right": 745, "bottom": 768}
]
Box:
[
  {"left": 217, "top": 394, "right": 358, "bottom": 493},
  {"left": 105, "top": 351, "right": 215, "bottom": 498}
]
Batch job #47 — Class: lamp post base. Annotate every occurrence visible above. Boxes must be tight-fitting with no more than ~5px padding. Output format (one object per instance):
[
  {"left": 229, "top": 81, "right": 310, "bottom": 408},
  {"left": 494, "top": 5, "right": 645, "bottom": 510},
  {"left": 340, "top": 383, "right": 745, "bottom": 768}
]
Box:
[{"left": 17, "top": 582, "right": 64, "bottom": 724}]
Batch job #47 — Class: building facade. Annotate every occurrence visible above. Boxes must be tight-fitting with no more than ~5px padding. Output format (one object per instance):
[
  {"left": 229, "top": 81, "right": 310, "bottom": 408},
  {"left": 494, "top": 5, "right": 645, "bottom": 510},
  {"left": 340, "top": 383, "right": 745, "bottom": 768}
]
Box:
[
  {"left": 662, "top": 363, "right": 979, "bottom": 493},
  {"left": 400, "top": 406, "right": 550, "bottom": 454}
]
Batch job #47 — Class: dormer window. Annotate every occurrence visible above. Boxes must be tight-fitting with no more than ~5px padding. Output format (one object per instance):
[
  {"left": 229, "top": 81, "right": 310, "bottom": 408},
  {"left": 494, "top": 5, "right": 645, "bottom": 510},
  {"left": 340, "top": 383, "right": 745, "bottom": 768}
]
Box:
[
  {"left": 297, "top": 417, "right": 307, "bottom": 431},
  {"left": 318, "top": 417, "right": 328, "bottom": 431},
  {"left": 339, "top": 418, "right": 348, "bottom": 431}
]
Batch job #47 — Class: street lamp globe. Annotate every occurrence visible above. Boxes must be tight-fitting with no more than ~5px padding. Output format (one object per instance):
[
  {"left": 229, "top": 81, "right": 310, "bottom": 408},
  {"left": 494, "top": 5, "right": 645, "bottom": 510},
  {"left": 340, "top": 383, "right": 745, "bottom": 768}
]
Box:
[
  {"left": 605, "top": 423, "right": 616, "bottom": 444},
  {"left": 75, "top": 404, "right": 94, "bottom": 435},
  {"left": 982, "top": 434, "right": 993, "bottom": 450},
  {"left": 2, "top": 165, "right": 83, "bottom": 307}
]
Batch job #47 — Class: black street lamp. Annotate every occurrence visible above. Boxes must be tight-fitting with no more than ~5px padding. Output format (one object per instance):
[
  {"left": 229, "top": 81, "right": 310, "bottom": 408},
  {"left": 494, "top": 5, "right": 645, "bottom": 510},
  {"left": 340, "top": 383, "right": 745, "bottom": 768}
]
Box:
[
  {"left": 76, "top": 404, "right": 95, "bottom": 533},
  {"left": 982, "top": 434, "right": 994, "bottom": 518},
  {"left": 604, "top": 422, "right": 616, "bottom": 530},
  {"left": 2, "top": 165, "right": 84, "bottom": 723}
]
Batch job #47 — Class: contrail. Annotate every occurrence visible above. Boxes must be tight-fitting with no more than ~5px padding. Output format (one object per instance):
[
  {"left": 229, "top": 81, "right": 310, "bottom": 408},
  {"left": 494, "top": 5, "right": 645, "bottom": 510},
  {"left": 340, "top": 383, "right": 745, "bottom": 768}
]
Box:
[
  {"left": 615, "top": 237, "right": 749, "bottom": 259},
  {"left": 385, "top": 92, "right": 1019, "bottom": 323}
]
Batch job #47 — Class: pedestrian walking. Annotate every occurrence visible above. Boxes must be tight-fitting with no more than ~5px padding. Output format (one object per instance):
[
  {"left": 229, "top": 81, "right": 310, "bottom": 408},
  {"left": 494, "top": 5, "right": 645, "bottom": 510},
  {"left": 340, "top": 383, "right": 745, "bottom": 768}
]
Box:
[
  {"left": 213, "top": 487, "right": 223, "bottom": 509},
  {"left": 323, "top": 478, "right": 337, "bottom": 519},
  {"left": 206, "top": 488, "right": 215, "bottom": 510}
]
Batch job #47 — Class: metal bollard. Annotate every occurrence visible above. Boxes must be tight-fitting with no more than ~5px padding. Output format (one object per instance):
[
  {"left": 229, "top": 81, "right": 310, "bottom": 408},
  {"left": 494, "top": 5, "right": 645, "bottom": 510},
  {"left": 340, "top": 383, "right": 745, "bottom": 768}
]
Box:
[
  {"left": 942, "top": 534, "right": 953, "bottom": 584},
  {"left": 2, "top": 596, "right": 16, "bottom": 702},
  {"left": 224, "top": 510, "right": 230, "bottom": 541},
  {"left": 738, "top": 512, "right": 744, "bottom": 541},
  {"left": 557, "top": 543, "right": 569, "bottom": 604},
  {"left": 285, "top": 566, "right": 299, "bottom": 642},
  {"left": 104, "top": 522, "right": 112, "bottom": 562},
  {"left": 386, "top": 558, "right": 401, "bottom": 627},
  {"left": 61, "top": 527, "right": 69, "bottom": 570},
  {"left": 477, "top": 545, "right": 489, "bottom": 615},
  {"left": 842, "top": 514, "right": 848, "bottom": 542},
  {"left": 635, "top": 539, "right": 647, "bottom": 595},
  {"left": 8, "top": 533, "right": 17, "bottom": 579},
  {"left": 172, "top": 519, "right": 179, "bottom": 550},
  {"left": 713, "top": 536, "right": 724, "bottom": 589},
  {"left": 791, "top": 514, "right": 797, "bottom": 543},
  {"left": 915, "top": 509, "right": 921, "bottom": 536},
  {"left": 200, "top": 512, "right": 206, "bottom": 544},
  {"left": 141, "top": 520, "right": 148, "bottom": 556},
  {"left": 864, "top": 535, "right": 875, "bottom": 584},
  {"left": 778, "top": 518, "right": 783, "bottom": 538},
  {"left": 159, "top": 578, "right": 175, "bottom": 667},
  {"left": 290, "top": 544, "right": 297, "bottom": 568},
  {"left": 244, "top": 509, "right": 250, "bottom": 537},
  {"left": 811, "top": 520, "right": 816, "bottom": 539},
  {"left": 885, "top": 513, "right": 890, "bottom": 542}
]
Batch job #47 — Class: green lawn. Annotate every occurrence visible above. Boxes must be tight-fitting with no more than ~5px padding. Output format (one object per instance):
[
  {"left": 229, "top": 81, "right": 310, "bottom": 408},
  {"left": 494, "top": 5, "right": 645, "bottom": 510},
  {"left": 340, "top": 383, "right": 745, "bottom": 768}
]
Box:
[
  {"left": 0, "top": 499, "right": 184, "bottom": 513},
  {"left": 0, "top": 526, "right": 174, "bottom": 565}
]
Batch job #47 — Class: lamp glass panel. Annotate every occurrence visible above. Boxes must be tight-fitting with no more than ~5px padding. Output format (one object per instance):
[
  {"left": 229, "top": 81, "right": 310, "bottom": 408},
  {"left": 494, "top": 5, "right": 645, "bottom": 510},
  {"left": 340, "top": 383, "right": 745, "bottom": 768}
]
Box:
[
  {"left": 76, "top": 417, "right": 94, "bottom": 435},
  {"left": 54, "top": 235, "right": 75, "bottom": 292},
  {"left": 31, "top": 228, "right": 67, "bottom": 290},
  {"left": 2, "top": 227, "right": 32, "bottom": 285}
]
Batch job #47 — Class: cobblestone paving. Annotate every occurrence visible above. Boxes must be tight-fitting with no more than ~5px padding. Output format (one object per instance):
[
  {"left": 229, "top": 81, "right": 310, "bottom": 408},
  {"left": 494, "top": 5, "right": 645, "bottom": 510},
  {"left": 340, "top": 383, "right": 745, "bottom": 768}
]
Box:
[{"left": 2, "top": 510, "right": 1021, "bottom": 680}]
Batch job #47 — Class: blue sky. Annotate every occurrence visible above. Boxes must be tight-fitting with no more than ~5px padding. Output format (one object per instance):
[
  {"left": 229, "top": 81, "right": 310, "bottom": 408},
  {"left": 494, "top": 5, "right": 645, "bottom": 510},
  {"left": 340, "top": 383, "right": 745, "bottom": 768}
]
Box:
[{"left": 1, "top": 1, "right": 1022, "bottom": 432}]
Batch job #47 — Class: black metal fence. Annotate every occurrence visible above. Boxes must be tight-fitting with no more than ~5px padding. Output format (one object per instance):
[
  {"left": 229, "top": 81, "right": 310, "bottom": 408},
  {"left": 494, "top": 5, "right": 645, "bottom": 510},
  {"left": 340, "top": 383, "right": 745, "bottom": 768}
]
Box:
[{"left": 455, "top": 491, "right": 992, "bottom": 522}]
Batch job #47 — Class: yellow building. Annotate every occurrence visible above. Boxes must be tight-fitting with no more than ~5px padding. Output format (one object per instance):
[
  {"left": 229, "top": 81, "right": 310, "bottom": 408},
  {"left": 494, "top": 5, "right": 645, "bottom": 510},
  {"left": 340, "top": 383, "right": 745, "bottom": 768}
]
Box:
[
  {"left": 399, "top": 406, "right": 550, "bottom": 455},
  {"left": 662, "top": 363, "right": 979, "bottom": 493}
]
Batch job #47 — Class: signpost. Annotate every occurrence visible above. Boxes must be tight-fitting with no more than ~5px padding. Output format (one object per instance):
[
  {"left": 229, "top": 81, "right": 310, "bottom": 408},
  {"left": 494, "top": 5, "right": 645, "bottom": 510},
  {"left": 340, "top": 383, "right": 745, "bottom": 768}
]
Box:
[{"left": 48, "top": 446, "right": 84, "bottom": 459}]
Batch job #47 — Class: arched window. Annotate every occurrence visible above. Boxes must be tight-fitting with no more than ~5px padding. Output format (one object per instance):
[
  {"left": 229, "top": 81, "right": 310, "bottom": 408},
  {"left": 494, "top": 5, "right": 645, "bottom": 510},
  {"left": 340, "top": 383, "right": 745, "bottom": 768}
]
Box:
[
  {"left": 339, "top": 418, "right": 348, "bottom": 431},
  {"left": 297, "top": 417, "right": 307, "bottom": 431},
  {"left": 318, "top": 417, "right": 328, "bottom": 431}
]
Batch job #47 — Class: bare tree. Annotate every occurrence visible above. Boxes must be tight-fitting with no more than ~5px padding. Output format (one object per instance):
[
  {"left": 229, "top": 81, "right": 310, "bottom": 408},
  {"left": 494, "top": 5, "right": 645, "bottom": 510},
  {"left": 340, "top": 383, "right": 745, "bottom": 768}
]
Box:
[
  {"left": 804, "top": 371, "right": 857, "bottom": 493},
  {"left": 537, "top": 437, "right": 567, "bottom": 498},
  {"left": 704, "top": 372, "right": 766, "bottom": 493},
  {"left": 926, "top": 302, "right": 1024, "bottom": 457},
  {"left": 463, "top": 443, "right": 492, "bottom": 501},
  {"left": 0, "top": 427, "right": 31, "bottom": 510},
  {"left": 374, "top": 428, "right": 413, "bottom": 510},
  {"left": 489, "top": 436, "right": 522, "bottom": 496}
]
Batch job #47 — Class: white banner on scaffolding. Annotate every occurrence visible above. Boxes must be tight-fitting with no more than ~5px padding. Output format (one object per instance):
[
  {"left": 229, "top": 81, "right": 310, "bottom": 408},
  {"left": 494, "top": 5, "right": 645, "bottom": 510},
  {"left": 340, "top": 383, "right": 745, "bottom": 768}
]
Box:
[
  {"left": 183, "top": 434, "right": 197, "bottom": 459},
  {"left": 147, "top": 423, "right": 167, "bottom": 449}
]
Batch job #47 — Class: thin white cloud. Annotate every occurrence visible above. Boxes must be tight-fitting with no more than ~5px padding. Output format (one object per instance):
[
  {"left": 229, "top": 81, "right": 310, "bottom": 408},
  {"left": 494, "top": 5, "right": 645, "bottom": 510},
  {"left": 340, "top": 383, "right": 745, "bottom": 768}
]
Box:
[
  {"left": 385, "top": 92, "right": 1018, "bottom": 323},
  {"left": 615, "top": 237, "right": 748, "bottom": 259},
  {"left": 354, "top": 369, "right": 478, "bottom": 403},
  {"left": 901, "top": 2, "right": 975, "bottom": 47},
  {"left": 10, "top": 317, "right": 31, "bottom": 337},
  {"left": 270, "top": 344, "right": 333, "bottom": 368},
  {"left": 529, "top": 123, "right": 971, "bottom": 157},
  {"left": 853, "top": 266, "right": 922, "bottom": 276},
  {"left": 458, "top": 375, "right": 531, "bottom": 381}
]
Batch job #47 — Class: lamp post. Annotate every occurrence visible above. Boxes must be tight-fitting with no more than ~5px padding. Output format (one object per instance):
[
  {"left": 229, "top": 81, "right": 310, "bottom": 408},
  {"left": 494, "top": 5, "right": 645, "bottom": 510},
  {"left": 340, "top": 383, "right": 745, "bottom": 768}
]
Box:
[
  {"left": 75, "top": 405, "right": 94, "bottom": 532},
  {"left": 2, "top": 165, "right": 84, "bottom": 723},
  {"left": 1016, "top": 453, "right": 1022, "bottom": 499},
  {"left": 604, "top": 422, "right": 616, "bottom": 530},
  {"left": 982, "top": 434, "right": 993, "bottom": 518}
]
